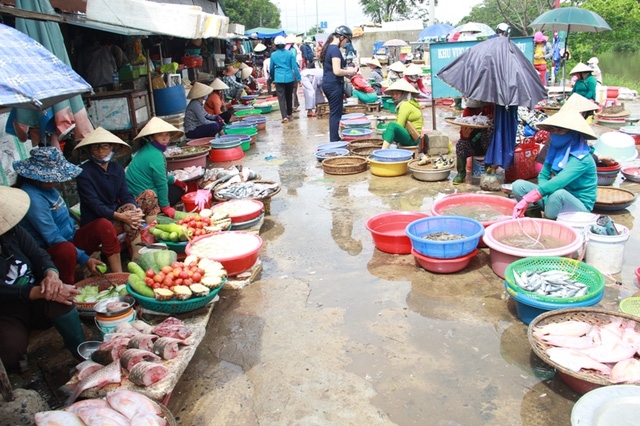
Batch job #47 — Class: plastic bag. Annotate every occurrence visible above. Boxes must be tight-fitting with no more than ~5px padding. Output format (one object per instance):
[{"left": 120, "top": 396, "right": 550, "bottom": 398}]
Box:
[{"left": 480, "top": 173, "right": 503, "bottom": 191}]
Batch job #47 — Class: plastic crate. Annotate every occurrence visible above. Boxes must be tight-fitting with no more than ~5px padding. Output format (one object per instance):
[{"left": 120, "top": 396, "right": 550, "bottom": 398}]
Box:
[{"left": 504, "top": 142, "right": 540, "bottom": 183}]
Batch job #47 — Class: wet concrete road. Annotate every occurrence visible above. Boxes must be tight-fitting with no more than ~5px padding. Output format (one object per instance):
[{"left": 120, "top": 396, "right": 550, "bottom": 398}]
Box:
[{"left": 169, "top": 98, "right": 640, "bottom": 425}]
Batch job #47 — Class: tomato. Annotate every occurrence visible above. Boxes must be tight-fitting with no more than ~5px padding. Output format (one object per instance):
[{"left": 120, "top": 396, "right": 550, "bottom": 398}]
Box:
[
  {"left": 151, "top": 283, "right": 159, "bottom": 289},
  {"left": 161, "top": 265, "right": 173, "bottom": 274},
  {"left": 172, "top": 268, "right": 182, "bottom": 278},
  {"left": 171, "top": 261, "right": 182, "bottom": 269},
  {"left": 177, "top": 219, "right": 184, "bottom": 225},
  {"left": 202, "top": 218, "right": 210, "bottom": 225},
  {"left": 144, "top": 277, "right": 154, "bottom": 287},
  {"left": 197, "top": 268, "right": 205, "bottom": 275},
  {"left": 153, "top": 274, "right": 164, "bottom": 283},
  {"left": 183, "top": 278, "right": 193, "bottom": 286},
  {"left": 163, "top": 276, "right": 174, "bottom": 287},
  {"left": 196, "top": 222, "right": 203, "bottom": 229},
  {"left": 146, "top": 269, "right": 156, "bottom": 278},
  {"left": 192, "top": 272, "right": 202, "bottom": 283},
  {"left": 174, "top": 278, "right": 184, "bottom": 286},
  {"left": 179, "top": 271, "right": 189, "bottom": 280}
]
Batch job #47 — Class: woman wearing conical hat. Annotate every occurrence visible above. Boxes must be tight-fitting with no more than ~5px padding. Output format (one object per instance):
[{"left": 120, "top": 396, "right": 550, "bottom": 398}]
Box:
[
  {"left": 569, "top": 63, "right": 597, "bottom": 102},
  {"left": 0, "top": 186, "right": 86, "bottom": 370},
  {"left": 184, "top": 82, "right": 224, "bottom": 140},
  {"left": 204, "top": 78, "right": 234, "bottom": 124},
  {"left": 381, "top": 79, "right": 423, "bottom": 149},
  {"left": 126, "top": 117, "right": 186, "bottom": 219},
  {"left": 74, "top": 127, "right": 160, "bottom": 258},
  {"left": 512, "top": 108, "right": 598, "bottom": 219}
]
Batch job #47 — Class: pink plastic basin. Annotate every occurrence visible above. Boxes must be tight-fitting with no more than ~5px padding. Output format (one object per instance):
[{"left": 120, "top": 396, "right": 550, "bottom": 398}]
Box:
[
  {"left": 483, "top": 218, "right": 583, "bottom": 278},
  {"left": 365, "top": 211, "right": 429, "bottom": 254},
  {"left": 412, "top": 248, "right": 478, "bottom": 274},
  {"left": 186, "top": 231, "right": 262, "bottom": 276},
  {"left": 430, "top": 193, "right": 516, "bottom": 247}
]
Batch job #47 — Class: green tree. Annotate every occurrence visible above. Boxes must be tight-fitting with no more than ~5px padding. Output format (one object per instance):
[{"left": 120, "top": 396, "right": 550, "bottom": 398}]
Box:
[
  {"left": 307, "top": 25, "right": 325, "bottom": 36},
  {"left": 358, "top": 0, "right": 429, "bottom": 23},
  {"left": 221, "top": 0, "right": 281, "bottom": 29},
  {"left": 463, "top": 0, "right": 555, "bottom": 35}
]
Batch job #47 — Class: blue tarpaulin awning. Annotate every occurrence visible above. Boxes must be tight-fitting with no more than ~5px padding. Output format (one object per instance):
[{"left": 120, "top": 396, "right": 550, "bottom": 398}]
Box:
[{"left": 245, "top": 27, "right": 286, "bottom": 38}]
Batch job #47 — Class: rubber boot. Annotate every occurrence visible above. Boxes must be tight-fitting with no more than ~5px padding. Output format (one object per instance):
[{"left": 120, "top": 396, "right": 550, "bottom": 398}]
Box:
[
  {"left": 453, "top": 157, "right": 466, "bottom": 185},
  {"left": 52, "top": 308, "right": 86, "bottom": 361}
]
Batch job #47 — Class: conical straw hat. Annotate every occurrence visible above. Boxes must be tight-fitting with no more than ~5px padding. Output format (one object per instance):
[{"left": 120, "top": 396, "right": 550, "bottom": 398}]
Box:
[
  {"left": 241, "top": 67, "right": 253, "bottom": 80},
  {"left": 187, "top": 81, "right": 213, "bottom": 99},
  {"left": 389, "top": 61, "right": 406, "bottom": 73},
  {"left": 385, "top": 78, "right": 419, "bottom": 94},
  {"left": 537, "top": 108, "right": 597, "bottom": 140},
  {"left": 403, "top": 63, "right": 423, "bottom": 76},
  {"left": 365, "top": 57, "right": 381, "bottom": 68},
  {"left": 134, "top": 117, "right": 185, "bottom": 141},
  {"left": 569, "top": 62, "right": 593, "bottom": 75},
  {"left": 0, "top": 186, "right": 30, "bottom": 235},
  {"left": 209, "top": 78, "right": 229, "bottom": 91},
  {"left": 561, "top": 93, "right": 599, "bottom": 113},
  {"left": 254, "top": 43, "right": 267, "bottom": 52},
  {"left": 74, "top": 127, "right": 132, "bottom": 158}
]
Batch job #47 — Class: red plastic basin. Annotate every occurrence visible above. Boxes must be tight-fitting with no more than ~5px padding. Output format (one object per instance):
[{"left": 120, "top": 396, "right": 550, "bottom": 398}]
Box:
[
  {"left": 365, "top": 211, "right": 429, "bottom": 254},
  {"left": 208, "top": 146, "right": 244, "bottom": 162},
  {"left": 430, "top": 193, "right": 516, "bottom": 247},
  {"left": 186, "top": 137, "right": 213, "bottom": 147},
  {"left": 185, "top": 231, "right": 262, "bottom": 276},
  {"left": 412, "top": 248, "right": 478, "bottom": 274},
  {"left": 210, "top": 199, "right": 264, "bottom": 223}
]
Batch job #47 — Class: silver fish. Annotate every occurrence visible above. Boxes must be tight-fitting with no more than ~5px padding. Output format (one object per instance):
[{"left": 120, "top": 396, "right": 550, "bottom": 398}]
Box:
[{"left": 61, "top": 362, "right": 121, "bottom": 405}]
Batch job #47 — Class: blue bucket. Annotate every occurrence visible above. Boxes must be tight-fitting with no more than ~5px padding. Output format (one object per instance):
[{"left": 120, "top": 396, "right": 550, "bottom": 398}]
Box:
[
  {"left": 472, "top": 156, "right": 485, "bottom": 178},
  {"left": 153, "top": 85, "right": 187, "bottom": 116}
]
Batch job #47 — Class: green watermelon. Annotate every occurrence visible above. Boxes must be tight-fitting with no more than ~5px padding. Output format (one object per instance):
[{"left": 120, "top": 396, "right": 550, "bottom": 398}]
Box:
[{"left": 137, "top": 250, "right": 178, "bottom": 273}]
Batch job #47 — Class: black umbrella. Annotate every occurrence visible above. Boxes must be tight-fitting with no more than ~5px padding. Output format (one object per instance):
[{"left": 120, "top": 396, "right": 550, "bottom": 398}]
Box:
[{"left": 436, "top": 36, "right": 547, "bottom": 109}]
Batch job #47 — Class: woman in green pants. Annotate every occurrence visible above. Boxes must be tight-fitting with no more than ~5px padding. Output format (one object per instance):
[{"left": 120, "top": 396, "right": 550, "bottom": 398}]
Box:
[{"left": 381, "top": 79, "right": 423, "bottom": 149}]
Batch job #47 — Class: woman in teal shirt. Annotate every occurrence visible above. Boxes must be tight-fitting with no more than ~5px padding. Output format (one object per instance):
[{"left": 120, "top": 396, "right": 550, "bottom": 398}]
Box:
[
  {"left": 511, "top": 108, "right": 597, "bottom": 219},
  {"left": 569, "top": 63, "right": 597, "bottom": 102}
]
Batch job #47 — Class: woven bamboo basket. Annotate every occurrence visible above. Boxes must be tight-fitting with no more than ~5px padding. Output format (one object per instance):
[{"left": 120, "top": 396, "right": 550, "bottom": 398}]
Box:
[
  {"left": 351, "top": 145, "right": 383, "bottom": 157},
  {"left": 348, "top": 139, "right": 383, "bottom": 152},
  {"left": 74, "top": 273, "right": 131, "bottom": 310},
  {"left": 594, "top": 186, "right": 637, "bottom": 211},
  {"left": 528, "top": 308, "right": 640, "bottom": 391},
  {"left": 322, "top": 156, "right": 368, "bottom": 175}
]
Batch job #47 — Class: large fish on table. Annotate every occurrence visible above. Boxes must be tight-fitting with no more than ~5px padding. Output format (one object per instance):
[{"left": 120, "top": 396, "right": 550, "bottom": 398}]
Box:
[
  {"left": 75, "top": 360, "right": 104, "bottom": 381},
  {"left": 151, "top": 317, "right": 192, "bottom": 340},
  {"left": 128, "top": 361, "right": 169, "bottom": 387},
  {"left": 34, "top": 411, "right": 85, "bottom": 426},
  {"left": 106, "top": 389, "right": 163, "bottom": 419},
  {"left": 60, "top": 362, "right": 122, "bottom": 405},
  {"left": 120, "top": 348, "right": 161, "bottom": 371},
  {"left": 127, "top": 333, "right": 159, "bottom": 352},
  {"left": 153, "top": 336, "right": 189, "bottom": 360}
]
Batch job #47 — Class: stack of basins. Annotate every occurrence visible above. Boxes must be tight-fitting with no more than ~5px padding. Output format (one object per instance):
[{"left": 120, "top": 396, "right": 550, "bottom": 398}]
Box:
[
  {"left": 225, "top": 122, "right": 258, "bottom": 145},
  {"left": 216, "top": 134, "right": 251, "bottom": 151},
  {"left": 209, "top": 136, "right": 244, "bottom": 162},
  {"left": 503, "top": 256, "right": 605, "bottom": 324},
  {"left": 241, "top": 115, "right": 267, "bottom": 131},
  {"left": 341, "top": 114, "right": 372, "bottom": 142},
  {"left": 405, "top": 216, "right": 484, "bottom": 274},
  {"left": 315, "top": 142, "right": 349, "bottom": 162},
  {"left": 596, "top": 161, "right": 621, "bottom": 186},
  {"left": 368, "top": 149, "right": 413, "bottom": 177}
]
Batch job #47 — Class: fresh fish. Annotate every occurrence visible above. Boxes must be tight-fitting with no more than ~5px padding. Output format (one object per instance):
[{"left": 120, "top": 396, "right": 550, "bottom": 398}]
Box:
[
  {"left": 151, "top": 317, "right": 192, "bottom": 340},
  {"left": 130, "top": 319, "right": 155, "bottom": 334},
  {"left": 35, "top": 410, "right": 86, "bottom": 426},
  {"left": 130, "top": 412, "right": 169, "bottom": 426},
  {"left": 114, "top": 321, "right": 142, "bottom": 334},
  {"left": 511, "top": 269, "right": 588, "bottom": 298},
  {"left": 579, "top": 342, "right": 639, "bottom": 363},
  {"left": 127, "top": 333, "right": 159, "bottom": 352},
  {"left": 75, "top": 360, "right": 104, "bottom": 381},
  {"left": 60, "top": 362, "right": 122, "bottom": 405},
  {"left": 537, "top": 334, "right": 595, "bottom": 349},
  {"left": 76, "top": 406, "right": 130, "bottom": 426},
  {"left": 533, "top": 321, "right": 593, "bottom": 338},
  {"left": 128, "top": 361, "right": 169, "bottom": 387},
  {"left": 546, "top": 347, "right": 612, "bottom": 375},
  {"left": 153, "top": 336, "right": 188, "bottom": 360},
  {"left": 120, "top": 348, "right": 161, "bottom": 370},
  {"left": 610, "top": 358, "right": 640, "bottom": 383},
  {"left": 65, "top": 398, "right": 110, "bottom": 414},
  {"left": 91, "top": 336, "right": 131, "bottom": 365},
  {"left": 106, "top": 389, "right": 163, "bottom": 419}
]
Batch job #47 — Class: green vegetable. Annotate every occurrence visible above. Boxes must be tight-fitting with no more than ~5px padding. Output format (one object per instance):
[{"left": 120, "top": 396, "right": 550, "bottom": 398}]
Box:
[
  {"left": 174, "top": 211, "right": 195, "bottom": 221},
  {"left": 128, "top": 274, "right": 154, "bottom": 298},
  {"left": 137, "top": 249, "right": 178, "bottom": 273},
  {"left": 96, "top": 264, "right": 107, "bottom": 274},
  {"left": 127, "top": 262, "right": 146, "bottom": 280}
]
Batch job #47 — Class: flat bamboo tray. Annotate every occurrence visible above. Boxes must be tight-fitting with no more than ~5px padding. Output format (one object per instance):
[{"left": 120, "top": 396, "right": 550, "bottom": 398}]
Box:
[
  {"left": 593, "top": 186, "right": 637, "bottom": 211},
  {"left": 165, "top": 145, "right": 210, "bottom": 160},
  {"left": 444, "top": 117, "right": 491, "bottom": 129},
  {"left": 322, "top": 156, "right": 368, "bottom": 175},
  {"left": 351, "top": 144, "right": 383, "bottom": 157},
  {"left": 528, "top": 308, "right": 640, "bottom": 389}
]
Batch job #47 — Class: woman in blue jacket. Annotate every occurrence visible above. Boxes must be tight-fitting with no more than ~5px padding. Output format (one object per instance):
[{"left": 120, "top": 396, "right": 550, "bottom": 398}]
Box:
[{"left": 270, "top": 35, "right": 301, "bottom": 123}]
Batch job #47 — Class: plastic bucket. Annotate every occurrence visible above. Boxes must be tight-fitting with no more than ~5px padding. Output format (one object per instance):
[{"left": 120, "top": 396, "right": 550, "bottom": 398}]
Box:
[
  {"left": 95, "top": 308, "right": 136, "bottom": 337},
  {"left": 182, "top": 191, "right": 212, "bottom": 213},
  {"left": 471, "top": 156, "right": 485, "bottom": 178},
  {"left": 585, "top": 224, "right": 630, "bottom": 274},
  {"left": 556, "top": 212, "right": 599, "bottom": 240},
  {"left": 153, "top": 85, "right": 187, "bottom": 116}
]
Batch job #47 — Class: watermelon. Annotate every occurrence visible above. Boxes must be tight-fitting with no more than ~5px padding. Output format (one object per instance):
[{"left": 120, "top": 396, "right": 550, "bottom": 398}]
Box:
[{"left": 137, "top": 250, "right": 178, "bottom": 273}]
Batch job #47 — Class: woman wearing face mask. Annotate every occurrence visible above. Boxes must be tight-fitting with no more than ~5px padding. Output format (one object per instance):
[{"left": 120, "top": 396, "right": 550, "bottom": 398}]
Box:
[
  {"left": 511, "top": 109, "right": 598, "bottom": 219},
  {"left": 74, "top": 127, "right": 159, "bottom": 258},
  {"left": 183, "top": 82, "right": 224, "bottom": 140},
  {"left": 126, "top": 117, "right": 186, "bottom": 219},
  {"left": 320, "top": 25, "right": 358, "bottom": 141}
]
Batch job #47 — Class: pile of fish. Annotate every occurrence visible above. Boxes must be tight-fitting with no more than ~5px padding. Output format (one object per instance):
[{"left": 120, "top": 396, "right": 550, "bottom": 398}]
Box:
[
  {"left": 512, "top": 269, "right": 589, "bottom": 299},
  {"left": 416, "top": 154, "right": 454, "bottom": 169},
  {"left": 453, "top": 114, "right": 492, "bottom": 126},
  {"left": 214, "top": 181, "right": 279, "bottom": 200},
  {"left": 533, "top": 317, "right": 640, "bottom": 383},
  {"left": 35, "top": 389, "right": 169, "bottom": 426},
  {"left": 61, "top": 317, "right": 192, "bottom": 405},
  {"left": 422, "top": 231, "right": 465, "bottom": 241}
]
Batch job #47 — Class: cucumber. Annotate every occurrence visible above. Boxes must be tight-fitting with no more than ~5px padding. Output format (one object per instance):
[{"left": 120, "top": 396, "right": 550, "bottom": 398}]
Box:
[
  {"left": 128, "top": 274, "right": 154, "bottom": 298},
  {"left": 127, "top": 262, "right": 146, "bottom": 280},
  {"left": 174, "top": 211, "right": 195, "bottom": 221}
]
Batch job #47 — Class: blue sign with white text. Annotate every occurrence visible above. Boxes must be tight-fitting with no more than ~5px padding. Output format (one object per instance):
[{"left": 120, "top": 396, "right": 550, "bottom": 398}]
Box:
[{"left": 429, "top": 37, "right": 535, "bottom": 99}]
